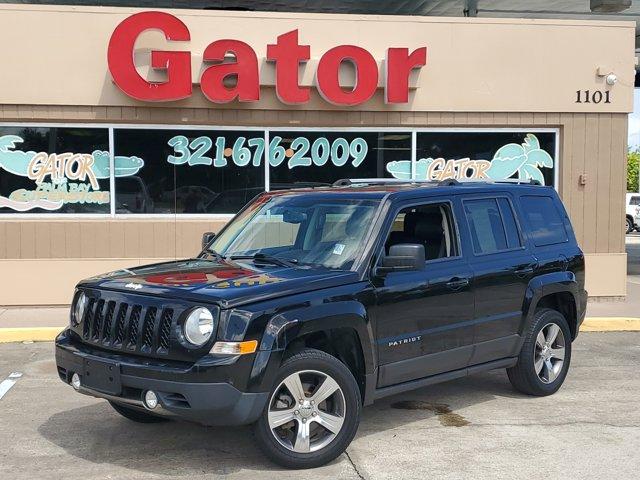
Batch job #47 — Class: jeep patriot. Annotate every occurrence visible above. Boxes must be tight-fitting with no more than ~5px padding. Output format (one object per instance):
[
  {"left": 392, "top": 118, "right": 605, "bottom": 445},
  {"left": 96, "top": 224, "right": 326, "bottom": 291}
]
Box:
[{"left": 55, "top": 179, "right": 587, "bottom": 468}]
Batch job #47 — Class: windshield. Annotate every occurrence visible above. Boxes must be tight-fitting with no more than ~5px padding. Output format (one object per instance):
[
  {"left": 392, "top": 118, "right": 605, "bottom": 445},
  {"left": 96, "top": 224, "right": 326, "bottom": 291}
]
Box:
[{"left": 208, "top": 194, "right": 380, "bottom": 270}]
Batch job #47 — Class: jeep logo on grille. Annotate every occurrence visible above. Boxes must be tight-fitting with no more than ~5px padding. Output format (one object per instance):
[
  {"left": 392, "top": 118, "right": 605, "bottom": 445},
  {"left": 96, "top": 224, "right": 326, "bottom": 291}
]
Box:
[{"left": 124, "top": 282, "right": 142, "bottom": 290}]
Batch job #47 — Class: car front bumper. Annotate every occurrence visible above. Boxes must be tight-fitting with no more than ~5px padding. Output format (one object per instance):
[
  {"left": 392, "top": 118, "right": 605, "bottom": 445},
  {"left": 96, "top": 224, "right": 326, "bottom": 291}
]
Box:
[{"left": 55, "top": 329, "right": 269, "bottom": 426}]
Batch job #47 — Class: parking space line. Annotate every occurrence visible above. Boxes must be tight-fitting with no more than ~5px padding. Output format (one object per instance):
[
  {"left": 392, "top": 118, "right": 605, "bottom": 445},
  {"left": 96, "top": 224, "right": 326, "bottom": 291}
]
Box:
[{"left": 0, "top": 372, "right": 23, "bottom": 400}]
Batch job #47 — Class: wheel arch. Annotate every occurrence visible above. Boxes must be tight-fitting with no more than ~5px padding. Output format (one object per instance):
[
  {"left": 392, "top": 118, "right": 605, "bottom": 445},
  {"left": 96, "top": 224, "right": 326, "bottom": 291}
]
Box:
[
  {"left": 258, "top": 301, "right": 376, "bottom": 403},
  {"left": 522, "top": 272, "right": 580, "bottom": 340}
]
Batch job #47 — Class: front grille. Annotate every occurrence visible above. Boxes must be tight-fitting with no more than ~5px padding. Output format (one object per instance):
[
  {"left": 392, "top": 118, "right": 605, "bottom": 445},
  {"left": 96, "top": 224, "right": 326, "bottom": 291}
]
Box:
[{"left": 80, "top": 296, "right": 176, "bottom": 356}]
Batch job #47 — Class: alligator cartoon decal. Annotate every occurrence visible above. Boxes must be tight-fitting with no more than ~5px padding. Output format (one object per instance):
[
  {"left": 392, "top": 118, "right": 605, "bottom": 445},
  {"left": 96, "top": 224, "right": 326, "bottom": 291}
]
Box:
[
  {"left": 386, "top": 134, "right": 554, "bottom": 185},
  {"left": 0, "top": 135, "right": 144, "bottom": 211}
]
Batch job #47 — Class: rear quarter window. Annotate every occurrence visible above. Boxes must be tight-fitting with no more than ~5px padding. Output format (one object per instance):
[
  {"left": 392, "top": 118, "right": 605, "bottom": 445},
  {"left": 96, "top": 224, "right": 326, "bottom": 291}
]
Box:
[{"left": 520, "top": 195, "right": 568, "bottom": 246}]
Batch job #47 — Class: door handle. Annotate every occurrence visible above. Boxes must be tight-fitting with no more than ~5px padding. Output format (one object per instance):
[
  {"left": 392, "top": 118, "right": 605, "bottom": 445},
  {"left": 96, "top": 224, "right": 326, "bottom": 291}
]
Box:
[
  {"left": 514, "top": 263, "right": 537, "bottom": 277},
  {"left": 446, "top": 277, "right": 469, "bottom": 290}
]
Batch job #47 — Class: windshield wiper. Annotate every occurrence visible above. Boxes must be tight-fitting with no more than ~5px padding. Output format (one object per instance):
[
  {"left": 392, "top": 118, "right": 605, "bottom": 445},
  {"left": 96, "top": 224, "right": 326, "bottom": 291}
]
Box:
[
  {"left": 229, "top": 253, "right": 298, "bottom": 268},
  {"left": 199, "top": 249, "right": 225, "bottom": 261}
]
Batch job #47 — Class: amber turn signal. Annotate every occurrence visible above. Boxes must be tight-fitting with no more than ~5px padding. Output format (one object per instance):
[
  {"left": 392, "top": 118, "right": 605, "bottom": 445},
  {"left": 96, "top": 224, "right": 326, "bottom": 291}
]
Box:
[{"left": 210, "top": 340, "right": 258, "bottom": 355}]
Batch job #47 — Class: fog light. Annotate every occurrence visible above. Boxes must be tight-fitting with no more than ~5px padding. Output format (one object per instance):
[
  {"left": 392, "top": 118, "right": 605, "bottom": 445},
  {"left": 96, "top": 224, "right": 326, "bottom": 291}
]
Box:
[
  {"left": 71, "top": 373, "right": 81, "bottom": 390},
  {"left": 143, "top": 390, "right": 158, "bottom": 410}
]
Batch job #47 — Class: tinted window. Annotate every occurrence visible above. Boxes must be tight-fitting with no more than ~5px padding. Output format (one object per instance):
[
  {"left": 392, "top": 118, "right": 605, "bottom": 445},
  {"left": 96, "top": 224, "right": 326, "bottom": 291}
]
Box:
[
  {"left": 114, "top": 129, "right": 264, "bottom": 214},
  {"left": 520, "top": 195, "right": 568, "bottom": 246},
  {"left": 463, "top": 198, "right": 509, "bottom": 254},
  {"left": 630, "top": 196, "right": 640, "bottom": 206},
  {"left": 497, "top": 198, "right": 522, "bottom": 249},
  {"left": 385, "top": 203, "right": 458, "bottom": 260},
  {"left": 268, "top": 131, "right": 412, "bottom": 187}
]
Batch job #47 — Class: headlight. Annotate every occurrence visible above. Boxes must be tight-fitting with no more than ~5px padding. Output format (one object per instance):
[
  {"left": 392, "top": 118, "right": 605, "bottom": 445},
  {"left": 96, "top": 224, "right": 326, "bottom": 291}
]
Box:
[
  {"left": 71, "top": 292, "right": 88, "bottom": 326},
  {"left": 183, "top": 307, "right": 215, "bottom": 346}
]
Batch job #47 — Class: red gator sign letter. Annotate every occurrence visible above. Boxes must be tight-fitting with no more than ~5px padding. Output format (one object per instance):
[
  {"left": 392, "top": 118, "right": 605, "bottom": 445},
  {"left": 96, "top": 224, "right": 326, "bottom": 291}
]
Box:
[{"left": 107, "top": 11, "right": 427, "bottom": 106}]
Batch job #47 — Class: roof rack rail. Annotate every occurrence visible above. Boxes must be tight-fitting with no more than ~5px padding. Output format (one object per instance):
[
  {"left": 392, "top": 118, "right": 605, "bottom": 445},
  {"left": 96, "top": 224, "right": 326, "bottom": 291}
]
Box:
[
  {"left": 332, "top": 178, "right": 542, "bottom": 187},
  {"left": 331, "top": 178, "right": 433, "bottom": 187}
]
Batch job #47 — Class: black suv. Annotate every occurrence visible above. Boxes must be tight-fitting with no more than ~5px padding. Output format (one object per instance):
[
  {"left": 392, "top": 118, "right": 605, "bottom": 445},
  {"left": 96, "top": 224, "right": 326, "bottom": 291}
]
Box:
[{"left": 55, "top": 179, "right": 587, "bottom": 469}]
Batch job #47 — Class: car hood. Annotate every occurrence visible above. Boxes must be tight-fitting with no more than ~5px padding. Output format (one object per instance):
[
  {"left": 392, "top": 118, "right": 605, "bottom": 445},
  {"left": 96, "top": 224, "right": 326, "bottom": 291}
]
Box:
[{"left": 78, "top": 258, "right": 359, "bottom": 308}]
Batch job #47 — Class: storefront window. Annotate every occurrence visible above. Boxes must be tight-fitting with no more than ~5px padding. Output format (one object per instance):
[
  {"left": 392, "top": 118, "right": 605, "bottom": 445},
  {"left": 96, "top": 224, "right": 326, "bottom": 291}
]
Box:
[
  {"left": 410, "top": 131, "right": 557, "bottom": 186},
  {"left": 268, "top": 131, "right": 412, "bottom": 188},
  {"left": 113, "top": 129, "right": 265, "bottom": 214},
  {"left": 0, "top": 126, "right": 110, "bottom": 213},
  {"left": 0, "top": 126, "right": 558, "bottom": 216}
]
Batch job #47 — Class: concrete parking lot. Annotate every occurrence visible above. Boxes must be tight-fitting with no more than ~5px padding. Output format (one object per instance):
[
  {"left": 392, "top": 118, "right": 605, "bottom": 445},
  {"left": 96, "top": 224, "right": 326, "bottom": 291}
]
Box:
[{"left": 0, "top": 333, "right": 638, "bottom": 480}]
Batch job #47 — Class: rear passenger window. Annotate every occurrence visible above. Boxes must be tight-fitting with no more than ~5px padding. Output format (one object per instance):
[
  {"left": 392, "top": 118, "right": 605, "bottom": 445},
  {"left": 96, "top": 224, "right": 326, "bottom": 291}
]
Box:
[
  {"left": 497, "top": 198, "right": 522, "bottom": 249},
  {"left": 464, "top": 198, "right": 510, "bottom": 254},
  {"left": 520, "top": 196, "right": 568, "bottom": 246}
]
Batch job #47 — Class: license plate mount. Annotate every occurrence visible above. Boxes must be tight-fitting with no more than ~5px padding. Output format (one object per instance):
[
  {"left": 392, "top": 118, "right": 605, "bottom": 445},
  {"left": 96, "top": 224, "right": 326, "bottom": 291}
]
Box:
[{"left": 82, "top": 358, "right": 122, "bottom": 395}]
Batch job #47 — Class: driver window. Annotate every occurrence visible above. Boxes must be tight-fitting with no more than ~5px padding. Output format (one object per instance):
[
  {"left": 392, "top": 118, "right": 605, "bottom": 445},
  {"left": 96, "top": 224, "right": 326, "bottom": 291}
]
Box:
[{"left": 385, "top": 203, "right": 458, "bottom": 261}]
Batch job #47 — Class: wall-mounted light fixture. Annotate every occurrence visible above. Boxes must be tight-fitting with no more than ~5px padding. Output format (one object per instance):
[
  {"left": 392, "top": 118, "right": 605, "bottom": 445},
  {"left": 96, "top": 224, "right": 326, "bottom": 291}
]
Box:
[{"left": 596, "top": 66, "right": 618, "bottom": 86}]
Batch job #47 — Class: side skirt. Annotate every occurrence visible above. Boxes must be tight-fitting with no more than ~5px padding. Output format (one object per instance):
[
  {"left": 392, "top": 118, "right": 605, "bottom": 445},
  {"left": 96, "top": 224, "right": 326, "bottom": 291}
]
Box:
[{"left": 371, "top": 357, "right": 518, "bottom": 402}]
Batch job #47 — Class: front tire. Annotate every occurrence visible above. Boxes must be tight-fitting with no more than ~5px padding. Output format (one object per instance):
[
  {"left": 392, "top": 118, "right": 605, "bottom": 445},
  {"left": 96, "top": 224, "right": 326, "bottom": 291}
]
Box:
[
  {"left": 254, "top": 348, "right": 361, "bottom": 469},
  {"left": 626, "top": 216, "right": 634, "bottom": 234},
  {"left": 507, "top": 308, "right": 572, "bottom": 396},
  {"left": 109, "top": 401, "right": 168, "bottom": 423}
]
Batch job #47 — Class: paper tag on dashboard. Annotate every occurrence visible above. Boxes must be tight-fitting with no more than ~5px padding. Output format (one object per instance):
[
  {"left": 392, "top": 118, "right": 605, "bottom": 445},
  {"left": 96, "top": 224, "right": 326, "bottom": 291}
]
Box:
[{"left": 333, "top": 243, "right": 345, "bottom": 255}]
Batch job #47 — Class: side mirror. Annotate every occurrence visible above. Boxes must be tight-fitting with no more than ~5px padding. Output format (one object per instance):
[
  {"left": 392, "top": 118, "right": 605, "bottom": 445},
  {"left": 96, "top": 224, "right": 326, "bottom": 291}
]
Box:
[
  {"left": 202, "top": 232, "right": 216, "bottom": 250},
  {"left": 377, "top": 244, "right": 425, "bottom": 274}
]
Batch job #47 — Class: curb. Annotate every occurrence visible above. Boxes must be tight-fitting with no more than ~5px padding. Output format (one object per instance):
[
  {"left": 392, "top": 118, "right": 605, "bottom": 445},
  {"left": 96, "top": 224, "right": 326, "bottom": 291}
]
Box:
[
  {"left": 1, "top": 318, "right": 640, "bottom": 343},
  {"left": 580, "top": 317, "right": 640, "bottom": 332},
  {"left": 0, "top": 327, "right": 63, "bottom": 343}
]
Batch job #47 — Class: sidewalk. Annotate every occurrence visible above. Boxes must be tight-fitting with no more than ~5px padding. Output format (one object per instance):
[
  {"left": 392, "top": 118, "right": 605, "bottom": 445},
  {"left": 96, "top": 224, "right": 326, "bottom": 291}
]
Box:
[{"left": 0, "top": 307, "right": 68, "bottom": 342}]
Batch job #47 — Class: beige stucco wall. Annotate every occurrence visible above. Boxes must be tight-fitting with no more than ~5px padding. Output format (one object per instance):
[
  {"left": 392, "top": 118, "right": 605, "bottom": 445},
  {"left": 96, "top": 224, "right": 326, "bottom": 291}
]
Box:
[
  {"left": 0, "top": 5, "right": 634, "bottom": 304},
  {"left": 0, "top": 5, "right": 635, "bottom": 113}
]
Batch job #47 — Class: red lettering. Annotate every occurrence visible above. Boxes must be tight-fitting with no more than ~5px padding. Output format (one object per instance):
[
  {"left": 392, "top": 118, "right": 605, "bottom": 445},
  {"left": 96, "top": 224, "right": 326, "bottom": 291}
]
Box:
[
  {"left": 201, "top": 40, "right": 260, "bottom": 103},
  {"left": 385, "top": 47, "right": 427, "bottom": 103},
  {"left": 107, "top": 11, "right": 191, "bottom": 101},
  {"left": 266, "top": 30, "right": 310, "bottom": 104},
  {"left": 107, "top": 12, "right": 427, "bottom": 106},
  {"left": 316, "top": 45, "right": 379, "bottom": 106}
]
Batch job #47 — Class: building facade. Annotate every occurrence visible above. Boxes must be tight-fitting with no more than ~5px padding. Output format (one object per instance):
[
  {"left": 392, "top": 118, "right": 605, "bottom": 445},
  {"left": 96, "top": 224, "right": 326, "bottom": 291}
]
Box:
[{"left": 0, "top": 4, "right": 635, "bottom": 305}]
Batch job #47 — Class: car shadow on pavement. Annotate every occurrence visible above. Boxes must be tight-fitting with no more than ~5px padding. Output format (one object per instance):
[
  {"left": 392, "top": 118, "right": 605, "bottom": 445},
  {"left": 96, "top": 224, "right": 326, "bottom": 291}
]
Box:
[
  {"left": 38, "top": 402, "right": 279, "bottom": 476},
  {"left": 37, "top": 369, "right": 526, "bottom": 475}
]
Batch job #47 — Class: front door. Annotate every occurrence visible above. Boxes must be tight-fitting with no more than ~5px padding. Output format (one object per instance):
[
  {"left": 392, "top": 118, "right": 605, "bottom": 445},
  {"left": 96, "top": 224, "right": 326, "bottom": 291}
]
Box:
[{"left": 371, "top": 198, "right": 475, "bottom": 388}]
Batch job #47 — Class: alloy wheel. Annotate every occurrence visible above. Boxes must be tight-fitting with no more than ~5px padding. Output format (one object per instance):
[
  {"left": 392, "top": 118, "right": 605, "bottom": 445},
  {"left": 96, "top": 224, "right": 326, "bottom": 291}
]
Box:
[
  {"left": 534, "top": 323, "right": 566, "bottom": 384},
  {"left": 267, "top": 370, "right": 346, "bottom": 454}
]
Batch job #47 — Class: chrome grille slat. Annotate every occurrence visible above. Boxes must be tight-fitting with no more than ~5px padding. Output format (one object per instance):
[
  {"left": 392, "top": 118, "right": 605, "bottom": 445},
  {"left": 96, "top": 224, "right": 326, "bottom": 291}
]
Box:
[{"left": 78, "top": 294, "right": 176, "bottom": 356}]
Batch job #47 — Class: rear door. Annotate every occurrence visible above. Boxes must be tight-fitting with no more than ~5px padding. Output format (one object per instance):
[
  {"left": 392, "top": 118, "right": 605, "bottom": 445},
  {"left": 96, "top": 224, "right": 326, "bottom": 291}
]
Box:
[{"left": 459, "top": 193, "right": 538, "bottom": 365}]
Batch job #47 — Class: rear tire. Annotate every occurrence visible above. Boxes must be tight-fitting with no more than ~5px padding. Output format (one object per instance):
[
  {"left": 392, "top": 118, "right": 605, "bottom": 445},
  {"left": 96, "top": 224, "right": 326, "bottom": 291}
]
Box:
[
  {"left": 109, "top": 401, "right": 168, "bottom": 423},
  {"left": 507, "top": 308, "right": 572, "bottom": 396},
  {"left": 254, "top": 348, "right": 361, "bottom": 469},
  {"left": 626, "top": 216, "right": 634, "bottom": 234}
]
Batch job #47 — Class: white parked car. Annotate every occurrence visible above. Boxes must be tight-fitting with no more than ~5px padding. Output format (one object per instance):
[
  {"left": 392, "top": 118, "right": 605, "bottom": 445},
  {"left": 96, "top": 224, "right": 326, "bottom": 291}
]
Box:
[{"left": 625, "top": 193, "right": 640, "bottom": 234}]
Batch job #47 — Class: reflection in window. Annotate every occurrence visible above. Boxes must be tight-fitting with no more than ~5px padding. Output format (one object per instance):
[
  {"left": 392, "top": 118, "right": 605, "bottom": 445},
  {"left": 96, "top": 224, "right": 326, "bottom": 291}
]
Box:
[
  {"left": 520, "top": 196, "right": 568, "bottom": 246},
  {"left": 113, "top": 129, "right": 265, "bottom": 214},
  {"left": 268, "top": 131, "right": 412, "bottom": 187},
  {"left": 464, "top": 198, "right": 509, "bottom": 254}
]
